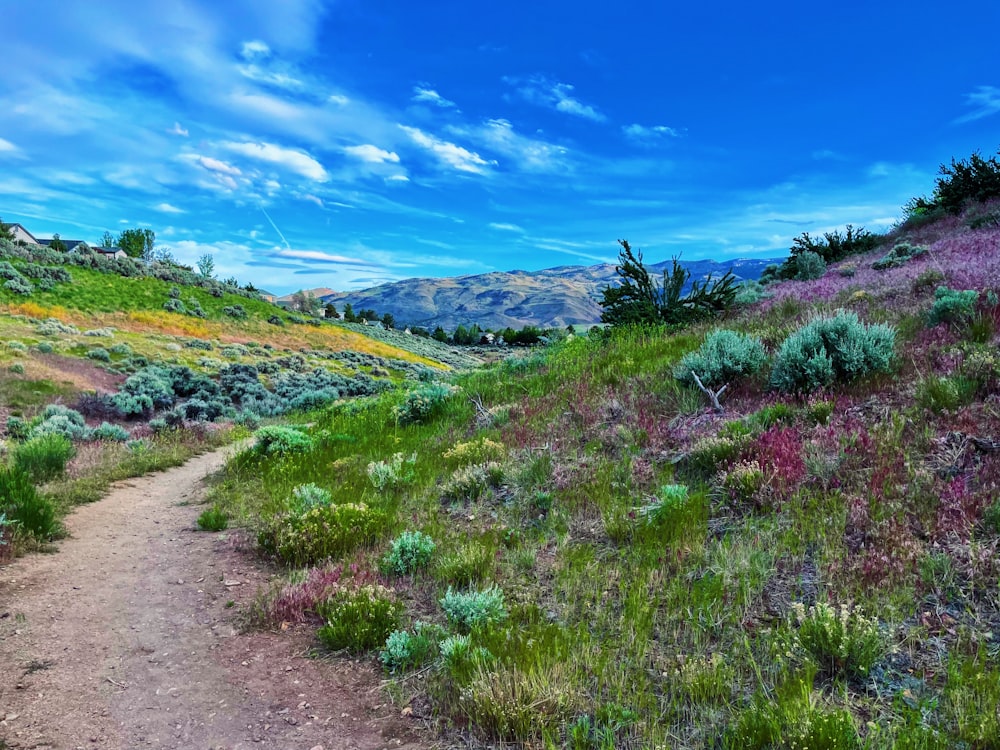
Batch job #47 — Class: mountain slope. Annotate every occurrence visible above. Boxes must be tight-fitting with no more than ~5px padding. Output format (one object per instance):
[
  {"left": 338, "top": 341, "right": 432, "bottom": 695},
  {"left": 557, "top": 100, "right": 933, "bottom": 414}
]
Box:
[{"left": 321, "top": 257, "right": 778, "bottom": 330}]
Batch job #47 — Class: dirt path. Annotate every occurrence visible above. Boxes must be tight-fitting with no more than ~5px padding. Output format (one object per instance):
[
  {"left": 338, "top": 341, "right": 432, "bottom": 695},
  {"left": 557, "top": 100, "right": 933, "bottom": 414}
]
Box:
[{"left": 0, "top": 447, "right": 429, "bottom": 750}]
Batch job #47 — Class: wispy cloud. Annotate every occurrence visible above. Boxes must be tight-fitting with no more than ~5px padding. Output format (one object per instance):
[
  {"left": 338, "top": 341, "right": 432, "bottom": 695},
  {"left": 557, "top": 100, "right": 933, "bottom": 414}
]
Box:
[
  {"left": 399, "top": 125, "right": 495, "bottom": 174},
  {"left": 452, "top": 119, "right": 569, "bottom": 173},
  {"left": 154, "top": 202, "right": 185, "bottom": 214},
  {"left": 0, "top": 138, "right": 20, "bottom": 155},
  {"left": 344, "top": 144, "right": 401, "bottom": 164},
  {"left": 489, "top": 222, "right": 524, "bottom": 232},
  {"left": 412, "top": 86, "right": 456, "bottom": 108},
  {"left": 954, "top": 85, "right": 1000, "bottom": 123},
  {"left": 276, "top": 248, "right": 380, "bottom": 266},
  {"left": 168, "top": 122, "right": 189, "bottom": 137},
  {"left": 240, "top": 40, "right": 271, "bottom": 60},
  {"left": 622, "top": 123, "right": 680, "bottom": 145},
  {"left": 222, "top": 140, "right": 328, "bottom": 181},
  {"left": 508, "top": 76, "right": 605, "bottom": 122}
]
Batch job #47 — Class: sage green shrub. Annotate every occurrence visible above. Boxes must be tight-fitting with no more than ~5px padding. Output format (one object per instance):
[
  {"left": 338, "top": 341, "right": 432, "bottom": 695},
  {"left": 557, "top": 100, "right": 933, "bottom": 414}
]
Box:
[
  {"left": 675, "top": 329, "right": 768, "bottom": 389},
  {"left": 927, "top": 287, "right": 979, "bottom": 327},
  {"left": 770, "top": 311, "right": 895, "bottom": 394}
]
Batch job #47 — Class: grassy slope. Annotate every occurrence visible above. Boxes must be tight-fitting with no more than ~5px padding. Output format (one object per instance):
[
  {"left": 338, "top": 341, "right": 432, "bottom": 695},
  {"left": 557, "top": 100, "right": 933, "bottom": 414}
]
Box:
[{"left": 210, "top": 214, "right": 1000, "bottom": 748}]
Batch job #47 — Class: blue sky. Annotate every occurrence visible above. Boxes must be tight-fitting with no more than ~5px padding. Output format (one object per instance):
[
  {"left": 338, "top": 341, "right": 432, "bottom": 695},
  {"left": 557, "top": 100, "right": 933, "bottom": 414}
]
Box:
[{"left": 1, "top": 0, "right": 998, "bottom": 294}]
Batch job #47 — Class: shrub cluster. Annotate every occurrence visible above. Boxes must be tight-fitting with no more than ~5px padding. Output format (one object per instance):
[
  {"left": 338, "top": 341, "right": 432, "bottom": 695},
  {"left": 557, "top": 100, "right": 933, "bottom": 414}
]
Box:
[
  {"left": 0, "top": 467, "right": 60, "bottom": 540},
  {"left": 12, "top": 433, "right": 75, "bottom": 483},
  {"left": 316, "top": 584, "right": 402, "bottom": 652},
  {"left": 367, "top": 452, "right": 416, "bottom": 491},
  {"left": 872, "top": 242, "right": 927, "bottom": 270},
  {"left": 927, "top": 287, "right": 979, "bottom": 327},
  {"left": 379, "top": 622, "right": 444, "bottom": 673},
  {"left": 382, "top": 530, "right": 436, "bottom": 576},
  {"left": 791, "top": 602, "right": 884, "bottom": 679},
  {"left": 675, "top": 330, "right": 768, "bottom": 389},
  {"left": 395, "top": 383, "right": 456, "bottom": 424},
  {"left": 267, "top": 502, "right": 389, "bottom": 565},
  {"left": 440, "top": 586, "right": 508, "bottom": 632},
  {"left": 770, "top": 311, "right": 895, "bottom": 394}
]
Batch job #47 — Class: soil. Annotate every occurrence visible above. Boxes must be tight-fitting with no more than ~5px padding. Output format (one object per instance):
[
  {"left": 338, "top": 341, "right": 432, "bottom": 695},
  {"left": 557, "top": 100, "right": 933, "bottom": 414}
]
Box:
[{"left": 0, "top": 446, "right": 433, "bottom": 750}]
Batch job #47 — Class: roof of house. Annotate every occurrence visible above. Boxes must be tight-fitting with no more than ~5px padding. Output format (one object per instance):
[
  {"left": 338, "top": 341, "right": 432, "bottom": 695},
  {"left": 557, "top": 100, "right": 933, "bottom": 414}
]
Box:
[
  {"left": 39, "top": 238, "right": 90, "bottom": 252},
  {"left": 94, "top": 246, "right": 125, "bottom": 255},
  {"left": 4, "top": 223, "right": 39, "bottom": 242}
]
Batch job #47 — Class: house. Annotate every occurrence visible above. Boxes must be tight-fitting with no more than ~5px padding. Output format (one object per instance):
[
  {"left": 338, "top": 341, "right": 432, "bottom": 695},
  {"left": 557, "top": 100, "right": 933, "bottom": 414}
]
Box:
[
  {"left": 94, "top": 246, "right": 128, "bottom": 260},
  {"left": 257, "top": 289, "right": 278, "bottom": 303},
  {"left": 4, "top": 223, "right": 41, "bottom": 245}
]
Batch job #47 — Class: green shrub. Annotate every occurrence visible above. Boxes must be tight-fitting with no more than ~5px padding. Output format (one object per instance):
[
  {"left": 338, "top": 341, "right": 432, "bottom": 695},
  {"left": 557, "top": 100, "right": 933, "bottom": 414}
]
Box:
[
  {"left": 436, "top": 544, "right": 494, "bottom": 586},
  {"left": 685, "top": 434, "right": 749, "bottom": 474},
  {"left": 928, "top": 287, "right": 979, "bottom": 327},
  {"left": 872, "top": 242, "right": 927, "bottom": 270},
  {"left": 734, "top": 280, "right": 769, "bottom": 306},
  {"left": 163, "top": 298, "right": 187, "bottom": 314},
  {"left": 35, "top": 341, "right": 54, "bottom": 354},
  {"left": 271, "top": 502, "right": 389, "bottom": 565},
  {"left": 197, "top": 506, "right": 228, "bottom": 531},
  {"left": 933, "top": 148, "right": 1000, "bottom": 214},
  {"left": 12, "top": 433, "right": 75, "bottom": 483},
  {"left": 440, "top": 585, "right": 508, "bottom": 633},
  {"left": 382, "top": 530, "right": 436, "bottom": 576},
  {"left": 367, "top": 452, "right": 416, "bottom": 491},
  {"left": 4, "top": 277, "right": 33, "bottom": 295},
  {"left": 795, "top": 250, "right": 827, "bottom": 280},
  {"left": 316, "top": 584, "right": 402, "bottom": 652},
  {"left": 675, "top": 329, "right": 768, "bottom": 389},
  {"left": 792, "top": 602, "right": 884, "bottom": 679},
  {"left": 8, "top": 362, "right": 24, "bottom": 374},
  {"left": 770, "top": 311, "right": 895, "bottom": 394},
  {"left": 395, "top": 383, "right": 456, "bottom": 424},
  {"left": 90, "top": 422, "right": 129, "bottom": 442},
  {"left": 983, "top": 498, "right": 1000, "bottom": 535},
  {"left": 290, "top": 483, "right": 332, "bottom": 510},
  {"left": 252, "top": 425, "right": 313, "bottom": 455},
  {"left": 379, "top": 622, "right": 444, "bottom": 673},
  {"left": 915, "top": 375, "right": 977, "bottom": 413},
  {"left": 636, "top": 483, "right": 691, "bottom": 525},
  {"left": 0, "top": 467, "right": 60, "bottom": 540}
]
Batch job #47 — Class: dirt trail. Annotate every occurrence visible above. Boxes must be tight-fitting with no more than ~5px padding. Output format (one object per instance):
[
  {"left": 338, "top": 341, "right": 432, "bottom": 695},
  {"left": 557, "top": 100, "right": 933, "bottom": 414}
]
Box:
[{"left": 0, "top": 447, "right": 427, "bottom": 750}]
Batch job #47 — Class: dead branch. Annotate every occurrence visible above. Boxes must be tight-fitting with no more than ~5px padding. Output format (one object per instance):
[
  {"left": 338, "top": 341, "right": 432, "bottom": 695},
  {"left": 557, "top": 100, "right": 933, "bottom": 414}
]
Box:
[{"left": 691, "top": 371, "right": 728, "bottom": 413}]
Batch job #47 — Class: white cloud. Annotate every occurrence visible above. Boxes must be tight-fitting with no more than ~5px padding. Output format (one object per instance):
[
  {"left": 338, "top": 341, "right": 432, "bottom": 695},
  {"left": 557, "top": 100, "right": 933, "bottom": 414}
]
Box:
[
  {"left": 622, "top": 123, "right": 680, "bottom": 143},
  {"left": 196, "top": 156, "right": 242, "bottom": 176},
  {"left": 302, "top": 194, "right": 324, "bottom": 208},
  {"left": 0, "top": 138, "right": 18, "bottom": 153},
  {"left": 489, "top": 222, "right": 524, "bottom": 232},
  {"left": 509, "top": 76, "right": 605, "bottom": 122},
  {"left": 399, "top": 125, "right": 494, "bottom": 174},
  {"left": 955, "top": 85, "right": 1000, "bottom": 123},
  {"left": 154, "top": 202, "right": 185, "bottom": 214},
  {"left": 412, "top": 86, "right": 456, "bottom": 108},
  {"left": 222, "top": 140, "right": 328, "bottom": 181},
  {"left": 169, "top": 122, "right": 189, "bottom": 137},
  {"left": 241, "top": 40, "right": 271, "bottom": 60},
  {"left": 276, "top": 248, "right": 378, "bottom": 266},
  {"left": 344, "top": 144, "right": 400, "bottom": 164},
  {"left": 456, "top": 119, "right": 569, "bottom": 172},
  {"left": 239, "top": 64, "right": 303, "bottom": 90},
  {"left": 386, "top": 174, "right": 410, "bottom": 183},
  {"left": 328, "top": 94, "right": 350, "bottom": 106}
]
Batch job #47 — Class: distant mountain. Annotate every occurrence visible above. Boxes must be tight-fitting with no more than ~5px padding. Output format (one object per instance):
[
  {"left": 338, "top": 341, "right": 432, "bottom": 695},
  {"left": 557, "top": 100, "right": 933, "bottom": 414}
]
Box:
[{"left": 320, "top": 257, "right": 779, "bottom": 331}]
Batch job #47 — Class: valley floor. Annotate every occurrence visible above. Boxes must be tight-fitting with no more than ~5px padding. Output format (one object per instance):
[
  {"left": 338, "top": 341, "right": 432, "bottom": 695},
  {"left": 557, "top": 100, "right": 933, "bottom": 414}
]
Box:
[{"left": 0, "top": 447, "right": 427, "bottom": 750}]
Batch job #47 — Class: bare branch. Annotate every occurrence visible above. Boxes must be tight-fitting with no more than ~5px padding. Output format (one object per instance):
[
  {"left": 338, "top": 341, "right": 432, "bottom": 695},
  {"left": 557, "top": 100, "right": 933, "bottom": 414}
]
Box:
[{"left": 691, "top": 371, "right": 728, "bottom": 413}]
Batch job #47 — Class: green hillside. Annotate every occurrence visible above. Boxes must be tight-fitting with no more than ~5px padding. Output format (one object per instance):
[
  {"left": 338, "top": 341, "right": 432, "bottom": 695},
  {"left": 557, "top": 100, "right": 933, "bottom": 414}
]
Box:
[{"left": 204, "top": 158, "right": 1000, "bottom": 747}]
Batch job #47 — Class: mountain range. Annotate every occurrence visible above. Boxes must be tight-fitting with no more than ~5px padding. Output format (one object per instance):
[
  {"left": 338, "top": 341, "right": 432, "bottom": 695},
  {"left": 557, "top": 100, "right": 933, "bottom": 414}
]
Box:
[{"left": 319, "top": 257, "right": 780, "bottom": 331}]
